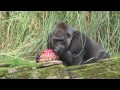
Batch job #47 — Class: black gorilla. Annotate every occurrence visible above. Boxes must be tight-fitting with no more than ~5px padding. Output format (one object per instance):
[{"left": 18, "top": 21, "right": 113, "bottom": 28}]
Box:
[{"left": 46, "top": 22, "right": 110, "bottom": 66}]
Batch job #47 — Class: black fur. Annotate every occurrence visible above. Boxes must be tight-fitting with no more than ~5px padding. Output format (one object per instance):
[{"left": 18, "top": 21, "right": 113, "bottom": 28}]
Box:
[{"left": 47, "top": 22, "right": 110, "bottom": 66}]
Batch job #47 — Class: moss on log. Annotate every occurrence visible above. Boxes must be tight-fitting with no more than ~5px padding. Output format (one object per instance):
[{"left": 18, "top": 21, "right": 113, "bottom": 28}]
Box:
[{"left": 0, "top": 57, "right": 120, "bottom": 79}]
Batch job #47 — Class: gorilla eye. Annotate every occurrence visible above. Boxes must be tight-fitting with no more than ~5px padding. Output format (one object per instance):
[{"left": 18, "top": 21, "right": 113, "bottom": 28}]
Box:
[
  {"left": 67, "top": 33, "right": 71, "bottom": 38},
  {"left": 58, "top": 39, "right": 64, "bottom": 41},
  {"left": 54, "top": 39, "right": 63, "bottom": 42}
]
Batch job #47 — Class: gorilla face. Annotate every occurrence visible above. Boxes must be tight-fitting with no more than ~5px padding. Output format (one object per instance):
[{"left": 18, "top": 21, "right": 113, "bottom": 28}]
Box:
[{"left": 51, "top": 23, "right": 73, "bottom": 55}]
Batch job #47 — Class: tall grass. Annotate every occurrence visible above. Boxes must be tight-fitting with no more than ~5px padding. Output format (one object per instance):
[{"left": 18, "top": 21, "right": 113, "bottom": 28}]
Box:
[{"left": 0, "top": 11, "right": 120, "bottom": 60}]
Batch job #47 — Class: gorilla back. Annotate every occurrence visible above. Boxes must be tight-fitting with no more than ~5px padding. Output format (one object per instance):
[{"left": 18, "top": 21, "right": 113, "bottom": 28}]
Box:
[{"left": 47, "top": 22, "right": 110, "bottom": 66}]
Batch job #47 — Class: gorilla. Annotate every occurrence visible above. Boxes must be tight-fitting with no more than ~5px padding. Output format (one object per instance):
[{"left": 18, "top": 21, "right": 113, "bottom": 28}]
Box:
[{"left": 46, "top": 22, "right": 110, "bottom": 66}]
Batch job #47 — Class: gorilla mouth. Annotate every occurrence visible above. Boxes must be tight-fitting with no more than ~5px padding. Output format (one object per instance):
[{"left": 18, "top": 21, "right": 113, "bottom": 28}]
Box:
[{"left": 54, "top": 45, "right": 65, "bottom": 55}]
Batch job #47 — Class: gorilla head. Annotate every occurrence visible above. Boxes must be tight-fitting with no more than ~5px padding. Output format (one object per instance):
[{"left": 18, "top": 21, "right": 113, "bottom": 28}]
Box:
[
  {"left": 47, "top": 22, "right": 110, "bottom": 66},
  {"left": 50, "top": 23, "right": 74, "bottom": 55}
]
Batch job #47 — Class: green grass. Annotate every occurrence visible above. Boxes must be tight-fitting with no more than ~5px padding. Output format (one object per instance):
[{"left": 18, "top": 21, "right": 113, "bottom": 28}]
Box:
[
  {"left": 0, "top": 11, "right": 120, "bottom": 61},
  {"left": 0, "top": 54, "right": 37, "bottom": 67}
]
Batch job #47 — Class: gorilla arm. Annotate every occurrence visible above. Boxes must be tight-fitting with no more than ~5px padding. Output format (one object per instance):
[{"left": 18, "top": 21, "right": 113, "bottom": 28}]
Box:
[
  {"left": 59, "top": 50, "right": 74, "bottom": 66},
  {"left": 60, "top": 32, "right": 85, "bottom": 66},
  {"left": 60, "top": 50, "right": 84, "bottom": 66}
]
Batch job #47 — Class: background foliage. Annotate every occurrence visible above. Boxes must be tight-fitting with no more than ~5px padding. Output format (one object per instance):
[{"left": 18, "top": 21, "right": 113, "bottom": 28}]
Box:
[{"left": 0, "top": 11, "right": 120, "bottom": 60}]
